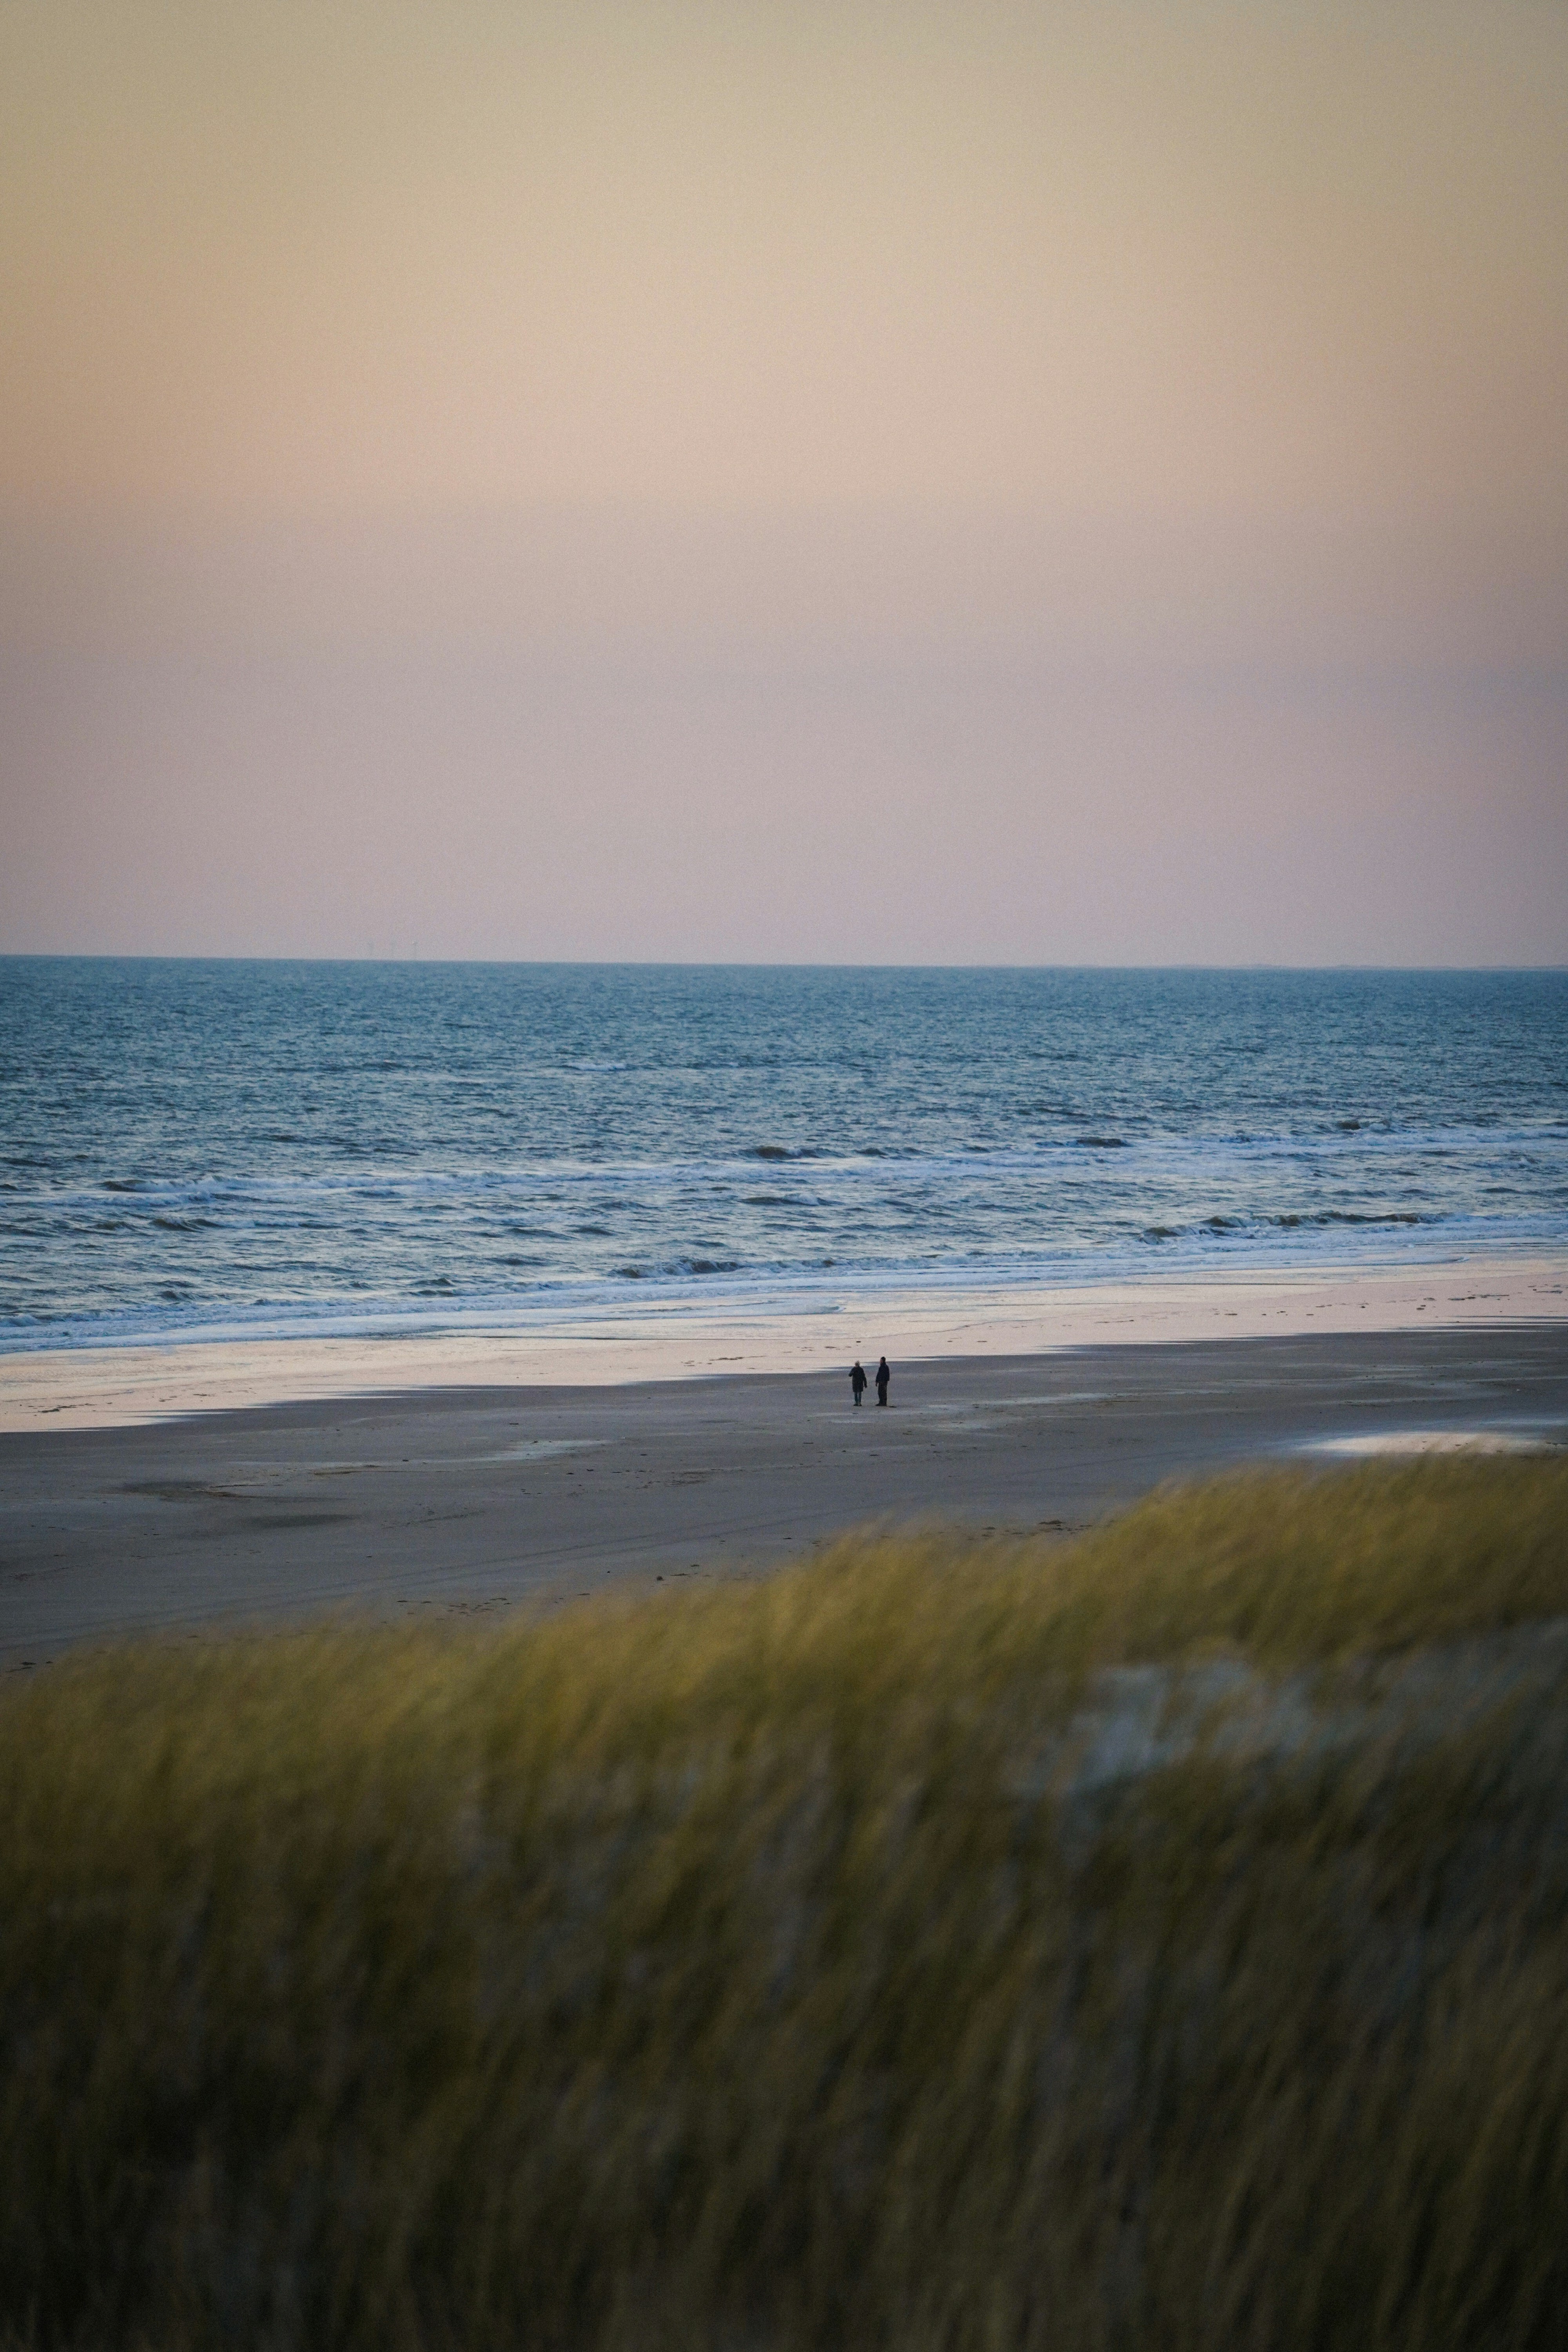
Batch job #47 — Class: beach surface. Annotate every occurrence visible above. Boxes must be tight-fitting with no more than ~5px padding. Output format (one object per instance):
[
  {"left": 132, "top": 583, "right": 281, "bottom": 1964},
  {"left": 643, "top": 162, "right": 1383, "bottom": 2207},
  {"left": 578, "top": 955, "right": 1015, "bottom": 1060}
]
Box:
[
  {"left": 3, "top": 1253, "right": 1564, "bottom": 1434},
  {"left": 3, "top": 1256, "right": 1566, "bottom": 1673}
]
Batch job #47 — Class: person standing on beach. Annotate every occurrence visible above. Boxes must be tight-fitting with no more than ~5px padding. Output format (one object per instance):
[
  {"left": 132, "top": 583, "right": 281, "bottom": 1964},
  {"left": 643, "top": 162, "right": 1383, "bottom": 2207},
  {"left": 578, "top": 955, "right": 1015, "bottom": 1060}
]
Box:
[
  {"left": 850, "top": 1360, "right": 867, "bottom": 1406},
  {"left": 875, "top": 1356, "right": 891, "bottom": 1407}
]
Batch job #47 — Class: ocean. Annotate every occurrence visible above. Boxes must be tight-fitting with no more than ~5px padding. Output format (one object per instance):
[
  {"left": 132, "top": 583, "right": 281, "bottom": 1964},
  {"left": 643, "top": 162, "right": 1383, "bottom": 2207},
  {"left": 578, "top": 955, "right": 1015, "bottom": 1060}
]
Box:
[{"left": 2, "top": 961, "right": 1564, "bottom": 1353}]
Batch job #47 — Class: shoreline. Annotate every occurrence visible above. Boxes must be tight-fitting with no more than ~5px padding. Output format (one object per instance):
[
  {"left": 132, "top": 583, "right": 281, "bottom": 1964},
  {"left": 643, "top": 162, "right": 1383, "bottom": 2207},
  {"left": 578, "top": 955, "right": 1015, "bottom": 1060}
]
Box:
[
  {"left": 2, "top": 1249, "right": 1565, "bottom": 1433},
  {"left": 4, "top": 1319, "right": 1566, "bottom": 1671}
]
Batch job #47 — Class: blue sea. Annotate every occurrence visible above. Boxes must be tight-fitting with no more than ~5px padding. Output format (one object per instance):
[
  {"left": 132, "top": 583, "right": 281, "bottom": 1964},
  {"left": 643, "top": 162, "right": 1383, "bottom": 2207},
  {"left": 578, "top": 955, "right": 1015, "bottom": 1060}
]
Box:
[{"left": 1, "top": 962, "right": 1564, "bottom": 1353}]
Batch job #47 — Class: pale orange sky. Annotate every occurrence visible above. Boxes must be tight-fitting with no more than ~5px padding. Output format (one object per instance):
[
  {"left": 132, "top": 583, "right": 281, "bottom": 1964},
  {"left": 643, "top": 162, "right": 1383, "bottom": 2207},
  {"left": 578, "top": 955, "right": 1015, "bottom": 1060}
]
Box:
[{"left": 2, "top": 1, "right": 1565, "bottom": 960}]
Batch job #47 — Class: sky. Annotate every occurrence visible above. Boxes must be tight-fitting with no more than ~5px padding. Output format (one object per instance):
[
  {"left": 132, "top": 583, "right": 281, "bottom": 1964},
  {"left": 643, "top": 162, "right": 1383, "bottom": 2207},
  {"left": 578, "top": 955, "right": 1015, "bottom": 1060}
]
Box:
[{"left": 2, "top": 0, "right": 1564, "bottom": 964}]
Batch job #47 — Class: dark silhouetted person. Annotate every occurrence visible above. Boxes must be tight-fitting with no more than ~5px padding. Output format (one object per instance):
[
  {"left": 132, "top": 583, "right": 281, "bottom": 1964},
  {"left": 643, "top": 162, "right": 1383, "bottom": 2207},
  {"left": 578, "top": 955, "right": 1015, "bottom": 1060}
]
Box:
[
  {"left": 875, "top": 1356, "right": 890, "bottom": 1407},
  {"left": 850, "top": 1360, "right": 867, "bottom": 1406}
]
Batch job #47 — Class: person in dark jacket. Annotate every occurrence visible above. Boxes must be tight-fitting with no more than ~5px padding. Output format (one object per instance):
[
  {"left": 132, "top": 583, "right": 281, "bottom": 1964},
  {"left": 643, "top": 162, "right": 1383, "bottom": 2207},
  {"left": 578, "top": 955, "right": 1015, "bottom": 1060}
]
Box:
[
  {"left": 850, "top": 1360, "right": 867, "bottom": 1406},
  {"left": 875, "top": 1356, "right": 891, "bottom": 1406}
]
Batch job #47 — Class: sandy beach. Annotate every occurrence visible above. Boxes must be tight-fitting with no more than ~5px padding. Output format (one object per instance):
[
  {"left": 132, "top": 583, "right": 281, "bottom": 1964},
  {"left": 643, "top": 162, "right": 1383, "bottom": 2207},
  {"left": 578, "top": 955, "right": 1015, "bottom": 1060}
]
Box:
[
  {"left": 2, "top": 1252, "right": 1564, "bottom": 1434},
  {"left": 3, "top": 1254, "right": 1566, "bottom": 1673}
]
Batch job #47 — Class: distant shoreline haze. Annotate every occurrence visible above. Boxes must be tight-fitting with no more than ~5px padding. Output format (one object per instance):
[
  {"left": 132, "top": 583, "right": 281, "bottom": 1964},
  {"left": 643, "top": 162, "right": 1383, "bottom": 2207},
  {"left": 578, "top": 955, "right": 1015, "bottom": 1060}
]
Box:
[
  {"left": 2, "top": 501, "right": 1563, "bottom": 968},
  {"left": 2, "top": 958, "right": 1566, "bottom": 975}
]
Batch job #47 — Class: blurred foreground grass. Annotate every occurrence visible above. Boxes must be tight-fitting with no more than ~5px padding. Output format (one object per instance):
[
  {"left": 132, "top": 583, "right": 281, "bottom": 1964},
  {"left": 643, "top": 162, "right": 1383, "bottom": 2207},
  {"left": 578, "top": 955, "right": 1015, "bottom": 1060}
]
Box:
[{"left": 4, "top": 1458, "right": 1568, "bottom": 2350}]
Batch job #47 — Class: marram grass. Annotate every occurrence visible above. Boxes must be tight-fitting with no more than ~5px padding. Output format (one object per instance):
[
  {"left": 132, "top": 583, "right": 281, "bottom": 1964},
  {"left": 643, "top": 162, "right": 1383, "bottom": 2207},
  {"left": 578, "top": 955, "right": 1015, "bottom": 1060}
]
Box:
[{"left": 4, "top": 1458, "right": 1568, "bottom": 2350}]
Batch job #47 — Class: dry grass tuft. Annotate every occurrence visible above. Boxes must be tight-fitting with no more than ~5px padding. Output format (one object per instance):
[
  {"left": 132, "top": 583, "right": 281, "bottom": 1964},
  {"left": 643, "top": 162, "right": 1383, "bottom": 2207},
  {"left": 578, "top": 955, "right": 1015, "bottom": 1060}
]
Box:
[{"left": 3, "top": 1457, "right": 1568, "bottom": 2349}]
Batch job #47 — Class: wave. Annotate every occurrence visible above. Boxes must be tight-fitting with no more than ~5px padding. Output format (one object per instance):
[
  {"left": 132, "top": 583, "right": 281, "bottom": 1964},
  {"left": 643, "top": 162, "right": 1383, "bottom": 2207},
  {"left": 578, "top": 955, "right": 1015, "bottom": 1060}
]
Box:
[
  {"left": 4, "top": 1210, "right": 1563, "bottom": 1357},
  {"left": 615, "top": 1256, "right": 742, "bottom": 1281},
  {"left": 2, "top": 1115, "right": 1563, "bottom": 1223},
  {"left": 1274, "top": 1210, "right": 1429, "bottom": 1228}
]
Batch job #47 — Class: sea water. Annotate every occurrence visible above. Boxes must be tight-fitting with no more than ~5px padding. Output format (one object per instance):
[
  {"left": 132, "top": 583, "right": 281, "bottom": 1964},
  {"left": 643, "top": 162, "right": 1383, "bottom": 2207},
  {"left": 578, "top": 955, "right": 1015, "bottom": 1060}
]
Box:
[{"left": 2, "top": 961, "right": 1564, "bottom": 1352}]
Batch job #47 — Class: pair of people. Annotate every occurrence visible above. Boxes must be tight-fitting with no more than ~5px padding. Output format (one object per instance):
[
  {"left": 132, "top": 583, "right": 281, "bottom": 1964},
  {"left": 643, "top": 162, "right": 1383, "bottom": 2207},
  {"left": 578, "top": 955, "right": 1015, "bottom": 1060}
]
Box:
[{"left": 849, "top": 1356, "right": 891, "bottom": 1408}]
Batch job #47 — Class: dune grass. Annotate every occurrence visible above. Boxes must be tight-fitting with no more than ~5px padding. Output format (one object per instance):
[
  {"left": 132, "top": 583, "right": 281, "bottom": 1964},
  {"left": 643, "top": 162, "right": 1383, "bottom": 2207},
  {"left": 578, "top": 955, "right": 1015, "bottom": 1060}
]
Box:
[{"left": 3, "top": 1457, "right": 1568, "bottom": 2350}]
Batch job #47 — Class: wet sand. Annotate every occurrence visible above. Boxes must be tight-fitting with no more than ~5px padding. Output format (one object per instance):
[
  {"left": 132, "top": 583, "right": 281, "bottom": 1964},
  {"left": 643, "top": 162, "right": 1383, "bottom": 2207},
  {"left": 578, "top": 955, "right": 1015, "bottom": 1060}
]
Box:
[
  {"left": 4, "top": 1254, "right": 1564, "bottom": 1434},
  {"left": 4, "top": 1321, "right": 1566, "bottom": 1672}
]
